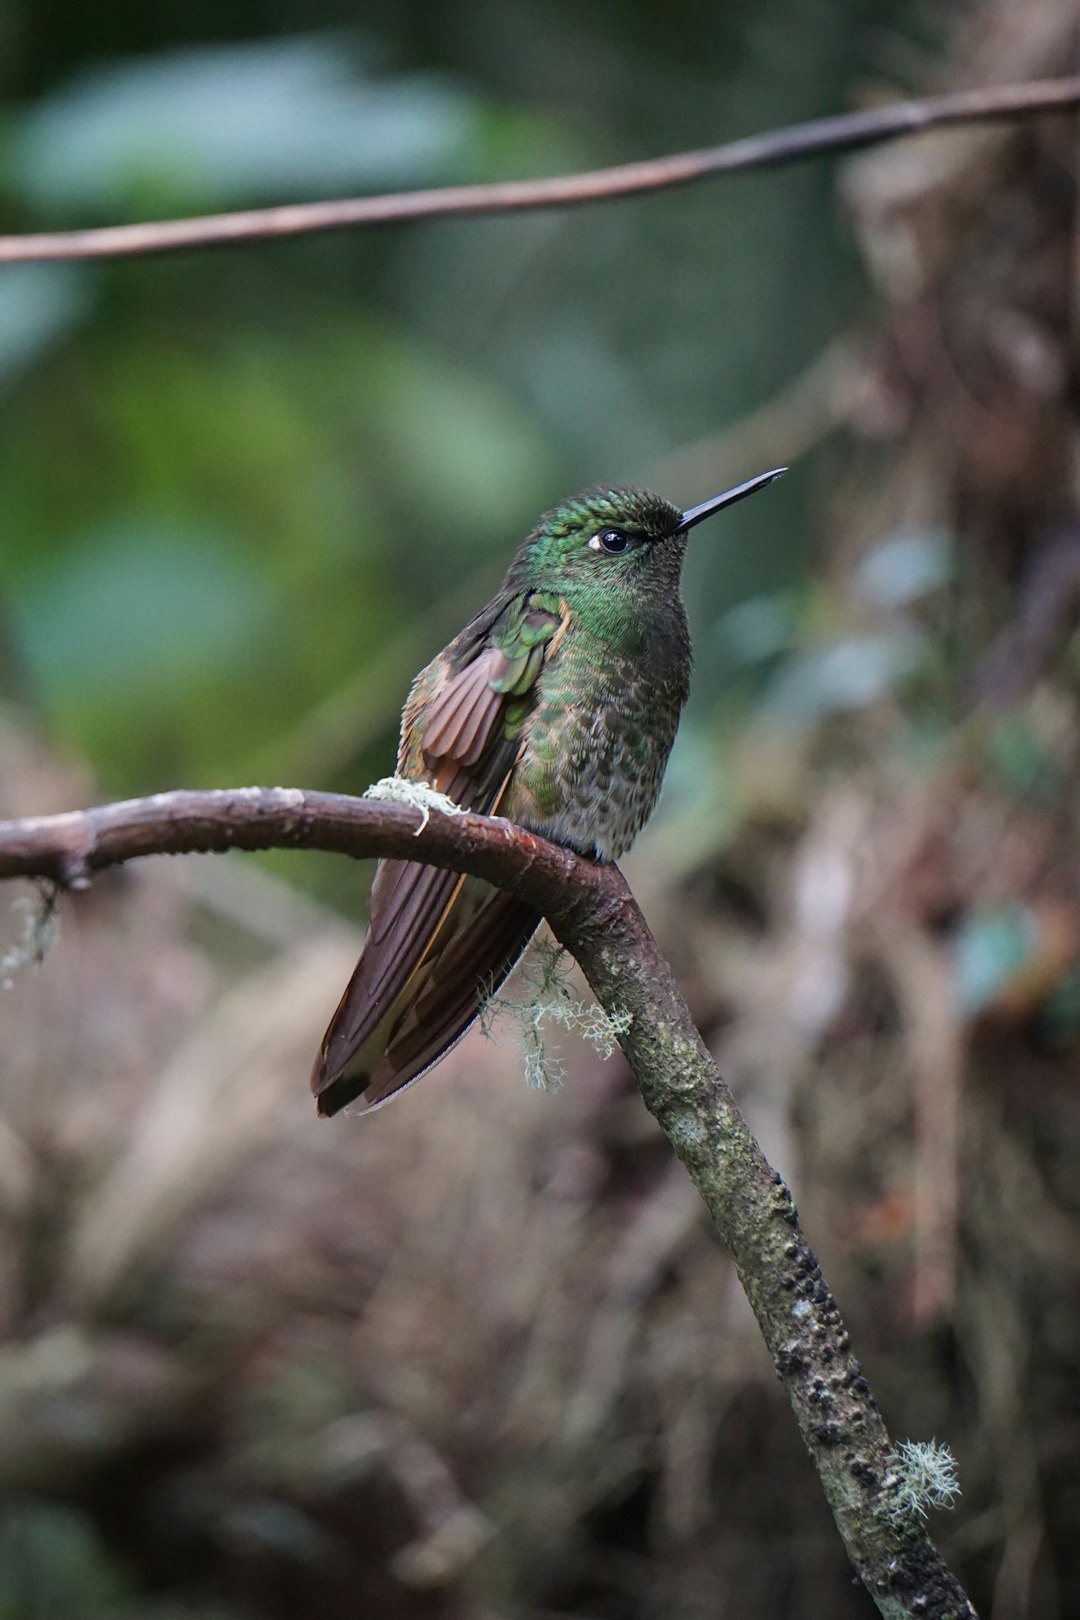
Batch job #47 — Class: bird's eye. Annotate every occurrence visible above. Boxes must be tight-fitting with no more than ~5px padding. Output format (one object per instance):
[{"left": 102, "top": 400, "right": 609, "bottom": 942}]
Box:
[{"left": 588, "top": 528, "right": 630, "bottom": 555}]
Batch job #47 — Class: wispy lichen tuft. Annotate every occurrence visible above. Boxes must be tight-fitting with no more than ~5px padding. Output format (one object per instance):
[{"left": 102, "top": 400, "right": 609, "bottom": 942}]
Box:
[
  {"left": 2, "top": 885, "right": 60, "bottom": 989},
  {"left": 890, "top": 1439, "right": 961, "bottom": 1519},
  {"left": 480, "top": 938, "right": 633, "bottom": 1091},
  {"left": 364, "top": 775, "right": 465, "bottom": 835}
]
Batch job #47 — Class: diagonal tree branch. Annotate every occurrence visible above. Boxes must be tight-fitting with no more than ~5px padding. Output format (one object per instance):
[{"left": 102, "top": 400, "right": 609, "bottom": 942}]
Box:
[
  {"left": 0, "top": 77, "right": 1077, "bottom": 265},
  {"left": 0, "top": 786, "right": 977, "bottom": 1619}
]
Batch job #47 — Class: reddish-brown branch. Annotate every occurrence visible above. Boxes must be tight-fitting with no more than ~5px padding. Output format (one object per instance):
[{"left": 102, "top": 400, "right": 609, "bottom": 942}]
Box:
[
  {"left": 0, "top": 786, "right": 595, "bottom": 909},
  {"left": 0, "top": 785, "right": 976, "bottom": 1617},
  {"left": 0, "top": 77, "right": 1076, "bottom": 264}
]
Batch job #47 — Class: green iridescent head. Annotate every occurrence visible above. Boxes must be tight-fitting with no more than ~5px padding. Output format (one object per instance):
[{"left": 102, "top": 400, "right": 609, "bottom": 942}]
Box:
[
  {"left": 505, "top": 470, "right": 786, "bottom": 600},
  {"left": 514, "top": 487, "right": 680, "bottom": 591}
]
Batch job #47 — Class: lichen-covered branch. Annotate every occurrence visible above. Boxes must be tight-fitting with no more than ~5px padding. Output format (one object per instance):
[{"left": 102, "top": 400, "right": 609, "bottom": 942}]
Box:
[{"left": 0, "top": 787, "right": 977, "bottom": 1618}]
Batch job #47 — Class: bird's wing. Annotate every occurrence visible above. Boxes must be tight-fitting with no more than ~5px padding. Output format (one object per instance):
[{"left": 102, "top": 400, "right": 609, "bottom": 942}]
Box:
[{"left": 311, "top": 591, "right": 567, "bottom": 1116}]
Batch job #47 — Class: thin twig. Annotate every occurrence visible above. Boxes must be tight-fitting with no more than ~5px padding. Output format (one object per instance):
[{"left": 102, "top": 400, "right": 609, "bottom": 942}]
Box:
[
  {"left": 0, "top": 786, "right": 977, "bottom": 1618},
  {"left": 1, "top": 77, "right": 1077, "bottom": 264}
]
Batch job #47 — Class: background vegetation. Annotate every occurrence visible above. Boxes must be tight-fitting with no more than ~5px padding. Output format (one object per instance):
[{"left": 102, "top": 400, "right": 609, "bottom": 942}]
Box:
[{"left": 2, "top": 0, "right": 1079, "bottom": 1615}]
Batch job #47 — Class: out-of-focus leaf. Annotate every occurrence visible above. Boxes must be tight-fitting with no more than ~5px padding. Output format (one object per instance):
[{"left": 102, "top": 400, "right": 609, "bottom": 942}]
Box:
[
  {"left": 0, "top": 1498, "right": 127, "bottom": 1617},
  {"left": 0, "top": 265, "right": 89, "bottom": 383},
  {"left": 11, "top": 517, "right": 277, "bottom": 700},
  {"left": 953, "top": 904, "right": 1040, "bottom": 1017},
  {"left": 217, "top": 1500, "right": 337, "bottom": 1565},
  {"left": 855, "top": 529, "right": 952, "bottom": 608},
  {"left": 985, "top": 712, "right": 1065, "bottom": 802},
  {"left": 764, "top": 628, "right": 927, "bottom": 721},
  {"left": 711, "top": 591, "right": 799, "bottom": 666},
  {"left": 367, "top": 333, "right": 558, "bottom": 543},
  {"left": 1040, "top": 969, "right": 1080, "bottom": 1046},
  {"left": 13, "top": 36, "right": 479, "bottom": 215},
  {"left": 509, "top": 316, "right": 660, "bottom": 469},
  {"left": 952, "top": 900, "right": 1055, "bottom": 1010}
]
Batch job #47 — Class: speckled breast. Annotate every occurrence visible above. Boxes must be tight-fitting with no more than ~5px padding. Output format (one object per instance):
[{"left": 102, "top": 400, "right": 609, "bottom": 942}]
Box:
[{"left": 504, "top": 620, "right": 690, "bottom": 860}]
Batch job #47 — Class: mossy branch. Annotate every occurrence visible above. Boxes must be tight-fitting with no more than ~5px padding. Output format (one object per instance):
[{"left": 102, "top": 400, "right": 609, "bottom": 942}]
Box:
[{"left": 0, "top": 787, "right": 977, "bottom": 1619}]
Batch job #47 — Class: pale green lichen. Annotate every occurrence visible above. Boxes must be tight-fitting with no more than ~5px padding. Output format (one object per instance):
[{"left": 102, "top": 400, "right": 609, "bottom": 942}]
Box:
[
  {"left": 480, "top": 938, "right": 633, "bottom": 1091},
  {"left": 890, "top": 1439, "right": 961, "bottom": 1519},
  {"left": 2, "top": 886, "right": 59, "bottom": 989},
  {"left": 364, "top": 775, "right": 465, "bottom": 835}
]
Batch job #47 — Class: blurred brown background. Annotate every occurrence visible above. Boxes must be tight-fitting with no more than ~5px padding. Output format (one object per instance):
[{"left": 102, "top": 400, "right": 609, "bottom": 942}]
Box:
[{"left": 2, "top": 0, "right": 1080, "bottom": 1615}]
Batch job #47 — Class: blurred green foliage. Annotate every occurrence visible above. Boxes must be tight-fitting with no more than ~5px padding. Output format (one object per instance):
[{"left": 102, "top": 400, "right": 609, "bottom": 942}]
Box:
[{"left": 1, "top": 0, "right": 923, "bottom": 824}]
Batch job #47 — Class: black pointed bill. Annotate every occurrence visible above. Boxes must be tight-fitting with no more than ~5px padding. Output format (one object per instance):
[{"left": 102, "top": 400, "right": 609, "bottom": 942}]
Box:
[{"left": 674, "top": 467, "right": 787, "bottom": 535}]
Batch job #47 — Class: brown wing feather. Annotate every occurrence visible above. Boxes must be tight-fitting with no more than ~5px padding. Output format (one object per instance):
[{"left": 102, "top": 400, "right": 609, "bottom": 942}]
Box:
[
  {"left": 421, "top": 650, "right": 508, "bottom": 766},
  {"left": 312, "top": 629, "right": 540, "bottom": 1116}
]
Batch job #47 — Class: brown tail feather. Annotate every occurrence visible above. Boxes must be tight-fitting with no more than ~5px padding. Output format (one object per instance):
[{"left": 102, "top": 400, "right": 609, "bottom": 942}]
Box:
[
  {"left": 311, "top": 857, "right": 464, "bottom": 1093},
  {"left": 314, "top": 880, "right": 538, "bottom": 1116}
]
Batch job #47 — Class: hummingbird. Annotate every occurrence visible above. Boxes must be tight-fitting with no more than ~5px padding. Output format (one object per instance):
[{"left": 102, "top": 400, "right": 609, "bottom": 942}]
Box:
[{"left": 312, "top": 468, "right": 785, "bottom": 1117}]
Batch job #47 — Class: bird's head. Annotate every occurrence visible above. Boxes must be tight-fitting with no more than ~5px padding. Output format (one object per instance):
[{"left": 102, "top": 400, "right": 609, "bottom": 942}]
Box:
[{"left": 508, "top": 471, "right": 786, "bottom": 601}]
